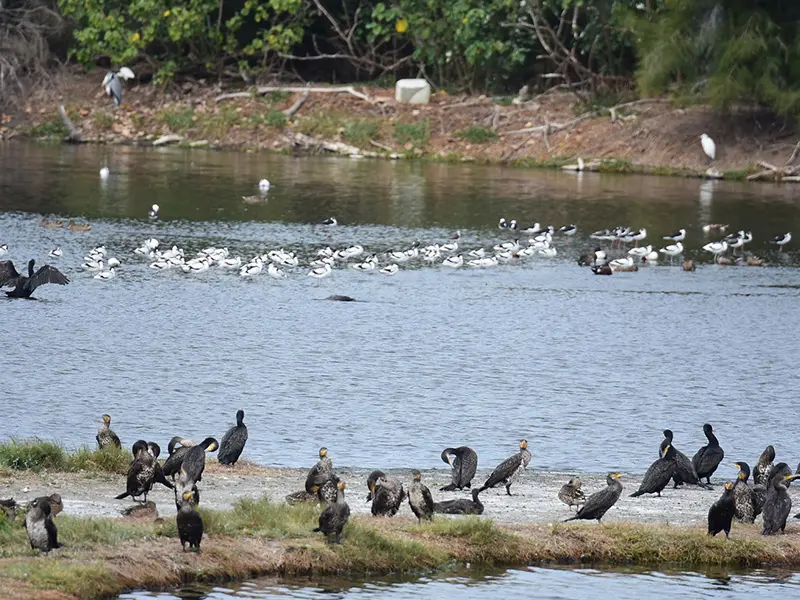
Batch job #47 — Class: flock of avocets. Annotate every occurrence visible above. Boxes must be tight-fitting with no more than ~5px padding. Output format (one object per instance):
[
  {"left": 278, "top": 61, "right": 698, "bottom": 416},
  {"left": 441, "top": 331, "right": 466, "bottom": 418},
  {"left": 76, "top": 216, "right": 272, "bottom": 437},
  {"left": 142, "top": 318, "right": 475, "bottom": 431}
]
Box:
[{"left": 0, "top": 216, "right": 792, "bottom": 284}]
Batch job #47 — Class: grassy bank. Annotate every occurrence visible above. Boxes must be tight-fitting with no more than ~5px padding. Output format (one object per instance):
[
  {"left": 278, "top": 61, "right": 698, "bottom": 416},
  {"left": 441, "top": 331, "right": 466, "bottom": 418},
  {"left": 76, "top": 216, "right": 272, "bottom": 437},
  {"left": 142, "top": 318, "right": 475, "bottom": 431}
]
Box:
[
  {"left": 1, "top": 494, "right": 799, "bottom": 600},
  {"left": 0, "top": 439, "right": 129, "bottom": 475}
]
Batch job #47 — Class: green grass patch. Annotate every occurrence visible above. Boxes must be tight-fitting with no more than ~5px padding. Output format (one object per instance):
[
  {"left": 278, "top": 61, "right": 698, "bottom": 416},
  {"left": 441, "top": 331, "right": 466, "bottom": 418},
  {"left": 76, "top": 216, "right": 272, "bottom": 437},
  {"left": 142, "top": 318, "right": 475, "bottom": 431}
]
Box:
[
  {"left": 0, "top": 440, "right": 128, "bottom": 474},
  {"left": 68, "top": 445, "right": 130, "bottom": 474},
  {"left": 332, "top": 520, "right": 445, "bottom": 571},
  {"left": 596, "top": 158, "right": 633, "bottom": 173},
  {"left": 27, "top": 118, "right": 69, "bottom": 139},
  {"left": 422, "top": 517, "right": 521, "bottom": 564},
  {"left": 456, "top": 125, "right": 498, "bottom": 143},
  {"left": 158, "top": 106, "right": 195, "bottom": 133},
  {"left": 297, "top": 110, "right": 345, "bottom": 138},
  {"left": 723, "top": 169, "right": 751, "bottom": 181},
  {"left": 393, "top": 120, "right": 430, "bottom": 147},
  {"left": 342, "top": 119, "right": 381, "bottom": 146},
  {"left": 91, "top": 110, "right": 115, "bottom": 130},
  {"left": 252, "top": 110, "right": 288, "bottom": 128}
]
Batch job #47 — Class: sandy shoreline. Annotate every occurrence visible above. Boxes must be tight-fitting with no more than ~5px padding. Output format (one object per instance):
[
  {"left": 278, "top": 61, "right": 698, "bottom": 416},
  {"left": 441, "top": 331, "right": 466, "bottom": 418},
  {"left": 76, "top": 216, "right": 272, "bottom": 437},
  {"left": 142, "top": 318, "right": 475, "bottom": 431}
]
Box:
[{"left": 0, "top": 463, "right": 750, "bottom": 526}]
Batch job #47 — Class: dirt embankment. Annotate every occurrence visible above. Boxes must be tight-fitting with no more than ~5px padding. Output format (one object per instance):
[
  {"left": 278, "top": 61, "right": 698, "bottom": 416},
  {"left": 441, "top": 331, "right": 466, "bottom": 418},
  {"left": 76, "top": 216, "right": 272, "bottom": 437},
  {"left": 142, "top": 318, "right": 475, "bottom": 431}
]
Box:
[{"left": 3, "top": 69, "right": 799, "bottom": 178}]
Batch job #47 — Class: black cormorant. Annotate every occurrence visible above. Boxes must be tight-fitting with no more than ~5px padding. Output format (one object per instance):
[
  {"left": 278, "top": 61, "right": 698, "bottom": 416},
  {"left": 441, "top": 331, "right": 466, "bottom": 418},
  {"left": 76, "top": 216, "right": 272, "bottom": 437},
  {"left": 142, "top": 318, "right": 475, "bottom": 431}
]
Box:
[
  {"left": 115, "top": 440, "right": 173, "bottom": 503},
  {"left": 732, "top": 462, "right": 757, "bottom": 523},
  {"left": 692, "top": 423, "right": 724, "bottom": 484},
  {"left": 162, "top": 437, "right": 195, "bottom": 479},
  {"left": 368, "top": 473, "right": 405, "bottom": 517},
  {"left": 180, "top": 437, "right": 219, "bottom": 485},
  {"left": 313, "top": 480, "right": 350, "bottom": 544},
  {"left": 0, "top": 259, "right": 69, "bottom": 298},
  {"left": 177, "top": 490, "right": 203, "bottom": 551},
  {"left": 707, "top": 481, "right": 735, "bottom": 537},
  {"left": 440, "top": 446, "right": 478, "bottom": 491},
  {"left": 366, "top": 470, "right": 385, "bottom": 502},
  {"left": 761, "top": 463, "right": 800, "bottom": 535},
  {"left": 631, "top": 444, "right": 677, "bottom": 497},
  {"left": 24, "top": 496, "right": 61, "bottom": 552},
  {"left": 218, "top": 409, "right": 248, "bottom": 466},
  {"left": 558, "top": 477, "right": 586, "bottom": 511},
  {"left": 96, "top": 414, "right": 121, "bottom": 449},
  {"left": 433, "top": 488, "right": 484, "bottom": 515},
  {"left": 408, "top": 470, "right": 434, "bottom": 522},
  {"left": 753, "top": 445, "right": 775, "bottom": 486},
  {"left": 564, "top": 472, "right": 622, "bottom": 523},
  {"left": 660, "top": 430, "right": 705, "bottom": 488},
  {"left": 478, "top": 439, "right": 532, "bottom": 496},
  {"left": 305, "top": 447, "right": 333, "bottom": 494}
]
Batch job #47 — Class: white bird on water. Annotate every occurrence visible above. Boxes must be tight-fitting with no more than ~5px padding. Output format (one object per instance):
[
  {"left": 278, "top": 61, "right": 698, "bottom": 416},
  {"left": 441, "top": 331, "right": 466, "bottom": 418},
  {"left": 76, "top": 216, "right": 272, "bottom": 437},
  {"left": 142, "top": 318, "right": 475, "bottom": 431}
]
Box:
[
  {"left": 659, "top": 242, "right": 683, "bottom": 264},
  {"left": 308, "top": 263, "right": 332, "bottom": 279},
  {"left": 49, "top": 247, "right": 62, "bottom": 258},
  {"left": 94, "top": 268, "right": 116, "bottom": 281},
  {"left": 100, "top": 167, "right": 110, "bottom": 179},
  {"left": 259, "top": 179, "right": 271, "bottom": 192},
  {"left": 770, "top": 232, "right": 792, "bottom": 251},
  {"left": 379, "top": 264, "right": 399, "bottom": 275},
  {"left": 0, "top": 244, "right": 8, "bottom": 257},
  {"left": 701, "top": 134, "right": 716, "bottom": 161},
  {"left": 149, "top": 204, "right": 159, "bottom": 219}
]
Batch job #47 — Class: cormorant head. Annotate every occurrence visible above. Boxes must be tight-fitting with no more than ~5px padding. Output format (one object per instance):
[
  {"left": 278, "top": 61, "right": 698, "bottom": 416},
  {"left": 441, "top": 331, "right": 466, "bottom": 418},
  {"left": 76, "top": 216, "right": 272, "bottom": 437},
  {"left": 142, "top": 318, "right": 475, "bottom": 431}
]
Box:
[
  {"left": 132, "top": 440, "right": 148, "bottom": 457},
  {"left": 734, "top": 462, "right": 750, "bottom": 480},
  {"left": 202, "top": 437, "right": 219, "bottom": 452},
  {"left": 441, "top": 449, "right": 453, "bottom": 465},
  {"left": 765, "top": 445, "right": 776, "bottom": 461},
  {"left": 519, "top": 439, "right": 528, "bottom": 450},
  {"left": 412, "top": 470, "right": 422, "bottom": 481},
  {"left": 319, "top": 447, "right": 328, "bottom": 458},
  {"left": 148, "top": 441, "right": 161, "bottom": 459},
  {"left": 703, "top": 423, "right": 713, "bottom": 434},
  {"left": 568, "top": 477, "right": 582, "bottom": 487},
  {"left": 236, "top": 409, "right": 245, "bottom": 425},
  {"left": 337, "top": 480, "right": 346, "bottom": 490},
  {"left": 611, "top": 472, "right": 622, "bottom": 479},
  {"left": 724, "top": 481, "right": 734, "bottom": 491},
  {"left": 662, "top": 429, "right": 673, "bottom": 441},
  {"left": 102, "top": 414, "right": 112, "bottom": 424}
]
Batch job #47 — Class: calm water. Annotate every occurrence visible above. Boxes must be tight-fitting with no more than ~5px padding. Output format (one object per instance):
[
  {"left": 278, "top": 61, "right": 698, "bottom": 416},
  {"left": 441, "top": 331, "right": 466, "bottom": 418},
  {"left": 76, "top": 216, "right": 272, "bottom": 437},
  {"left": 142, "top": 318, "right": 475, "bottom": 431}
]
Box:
[
  {"left": 121, "top": 567, "right": 800, "bottom": 599},
  {"left": 1, "top": 142, "right": 800, "bottom": 476}
]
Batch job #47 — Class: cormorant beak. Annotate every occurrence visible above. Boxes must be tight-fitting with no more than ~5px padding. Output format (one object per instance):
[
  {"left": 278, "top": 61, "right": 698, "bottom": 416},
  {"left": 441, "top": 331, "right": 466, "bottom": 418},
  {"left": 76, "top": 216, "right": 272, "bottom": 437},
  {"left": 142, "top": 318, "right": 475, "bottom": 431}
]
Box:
[
  {"left": 183, "top": 491, "right": 193, "bottom": 501},
  {"left": 368, "top": 481, "right": 375, "bottom": 493},
  {"left": 312, "top": 485, "right": 320, "bottom": 493},
  {"left": 613, "top": 473, "right": 621, "bottom": 479},
  {"left": 208, "top": 442, "right": 218, "bottom": 452}
]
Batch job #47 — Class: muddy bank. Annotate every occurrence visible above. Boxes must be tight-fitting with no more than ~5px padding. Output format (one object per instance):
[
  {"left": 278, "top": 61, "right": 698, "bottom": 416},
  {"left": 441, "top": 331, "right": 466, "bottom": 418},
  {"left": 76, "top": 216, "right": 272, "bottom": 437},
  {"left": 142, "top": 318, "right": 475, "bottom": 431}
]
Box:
[
  {"left": 0, "top": 463, "right": 790, "bottom": 527},
  {"left": 4, "top": 70, "right": 800, "bottom": 179}
]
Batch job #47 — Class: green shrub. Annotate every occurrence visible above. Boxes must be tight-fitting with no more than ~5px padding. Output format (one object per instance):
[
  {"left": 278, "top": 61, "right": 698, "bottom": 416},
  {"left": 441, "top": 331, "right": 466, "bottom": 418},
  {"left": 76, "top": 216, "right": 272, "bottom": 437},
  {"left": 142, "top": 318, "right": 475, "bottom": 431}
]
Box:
[
  {"left": 343, "top": 119, "right": 381, "bottom": 145},
  {"left": 393, "top": 120, "right": 429, "bottom": 146},
  {"left": 0, "top": 439, "right": 67, "bottom": 471},
  {"left": 456, "top": 125, "right": 498, "bottom": 143}
]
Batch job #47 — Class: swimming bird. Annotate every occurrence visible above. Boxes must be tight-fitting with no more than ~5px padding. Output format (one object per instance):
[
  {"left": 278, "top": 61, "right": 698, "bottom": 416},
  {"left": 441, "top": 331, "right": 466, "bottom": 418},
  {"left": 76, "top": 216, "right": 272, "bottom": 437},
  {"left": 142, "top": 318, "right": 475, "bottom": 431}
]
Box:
[
  {"left": 564, "top": 472, "right": 623, "bottom": 523},
  {"left": 308, "top": 263, "right": 332, "bottom": 278},
  {"left": 707, "top": 481, "right": 735, "bottom": 537},
  {"left": 94, "top": 267, "right": 116, "bottom": 281},
  {"left": 682, "top": 259, "right": 696, "bottom": 271},
  {"left": 408, "top": 470, "right": 434, "bottom": 522},
  {"left": 754, "top": 445, "right": 775, "bottom": 486},
  {"left": 659, "top": 242, "right": 683, "bottom": 264},
  {"left": 538, "top": 247, "right": 557, "bottom": 258},
  {"left": 258, "top": 179, "right": 271, "bottom": 192},
  {"left": 306, "top": 447, "right": 334, "bottom": 495},
  {"left": 96, "top": 414, "right": 121, "bottom": 449},
  {"left": 762, "top": 464, "right": 800, "bottom": 535},
  {"left": 217, "top": 409, "right": 248, "bottom": 466},
  {"left": 180, "top": 437, "right": 219, "bottom": 486},
  {"left": 558, "top": 477, "right": 586, "bottom": 511},
  {"left": 67, "top": 219, "right": 92, "bottom": 231},
  {"left": 630, "top": 443, "right": 677, "bottom": 497},
  {"left": 321, "top": 217, "right": 337, "bottom": 225},
  {"left": 700, "top": 134, "right": 716, "bottom": 161},
  {"left": 100, "top": 167, "right": 110, "bottom": 179},
  {"left": 267, "top": 262, "right": 287, "bottom": 279},
  {"left": 440, "top": 446, "right": 478, "bottom": 491},
  {"left": 663, "top": 229, "right": 686, "bottom": 243},
  {"left": 498, "top": 218, "right": 508, "bottom": 229},
  {"left": 148, "top": 204, "right": 159, "bottom": 219},
  {"left": 467, "top": 256, "right": 498, "bottom": 268},
  {"left": 102, "top": 67, "right": 135, "bottom": 106},
  {"left": 732, "top": 462, "right": 757, "bottom": 523},
  {"left": 0, "top": 244, "right": 7, "bottom": 257},
  {"left": 24, "top": 496, "right": 61, "bottom": 552},
  {"left": 478, "top": 439, "right": 531, "bottom": 496},
  {"left": 368, "top": 473, "right": 405, "bottom": 517},
  {"left": 240, "top": 258, "right": 263, "bottom": 277},
  {"left": 434, "top": 488, "right": 484, "bottom": 515},
  {"left": 609, "top": 256, "right": 634, "bottom": 269},
  {"left": 558, "top": 224, "right": 577, "bottom": 236},
  {"left": 48, "top": 247, "right": 62, "bottom": 259},
  {"left": 177, "top": 490, "right": 203, "bottom": 551},
  {"left": 692, "top": 423, "right": 724, "bottom": 484},
  {"left": 442, "top": 254, "right": 463, "bottom": 269},
  {"left": 770, "top": 232, "right": 791, "bottom": 251},
  {"left": 162, "top": 437, "right": 195, "bottom": 480},
  {"left": 0, "top": 259, "right": 69, "bottom": 298},
  {"left": 660, "top": 430, "right": 704, "bottom": 489},
  {"left": 591, "top": 265, "right": 612, "bottom": 275},
  {"left": 379, "top": 264, "right": 399, "bottom": 275},
  {"left": 313, "top": 480, "right": 349, "bottom": 543}
]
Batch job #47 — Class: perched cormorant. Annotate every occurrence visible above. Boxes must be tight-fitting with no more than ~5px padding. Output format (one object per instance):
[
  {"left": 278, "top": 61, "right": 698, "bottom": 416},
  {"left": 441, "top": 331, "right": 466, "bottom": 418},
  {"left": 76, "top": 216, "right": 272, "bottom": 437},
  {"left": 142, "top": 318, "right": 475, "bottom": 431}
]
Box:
[
  {"left": 433, "top": 488, "right": 484, "bottom": 515},
  {"left": 660, "top": 430, "right": 704, "bottom": 488},
  {"left": 478, "top": 439, "right": 532, "bottom": 496},
  {"left": 558, "top": 477, "right": 586, "bottom": 511},
  {"left": 24, "top": 496, "right": 61, "bottom": 552},
  {"left": 180, "top": 437, "right": 219, "bottom": 485},
  {"left": 761, "top": 463, "right": 800, "bottom": 535},
  {"left": 0, "top": 259, "right": 69, "bottom": 298},
  {"left": 754, "top": 445, "right": 775, "bottom": 486},
  {"left": 96, "top": 414, "right": 121, "bottom": 449},
  {"left": 313, "top": 480, "right": 350, "bottom": 544},
  {"left": 305, "top": 447, "right": 333, "bottom": 494},
  {"left": 564, "top": 472, "right": 622, "bottom": 523},
  {"left": 115, "top": 440, "right": 173, "bottom": 503},
  {"left": 732, "top": 462, "right": 757, "bottom": 523},
  {"left": 707, "top": 481, "right": 735, "bottom": 537},
  {"left": 631, "top": 444, "right": 677, "bottom": 497},
  {"left": 177, "top": 490, "right": 203, "bottom": 551},
  {"left": 366, "top": 470, "right": 385, "bottom": 502},
  {"left": 368, "top": 473, "right": 405, "bottom": 517},
  {"left": 408, "top": 470, "right": 434, "bottom": 522},
  {"left": 218, "top": 409, "right": 248, "bottom": 466},
  {"left": 440, "top": 446, "right": 478, "bottom": 491},
  {"left": 692, "top": 423, "right": 724, "bottom": 484},
  {"left": 162, "top": 437, "right": 195, "bottom": 479}
]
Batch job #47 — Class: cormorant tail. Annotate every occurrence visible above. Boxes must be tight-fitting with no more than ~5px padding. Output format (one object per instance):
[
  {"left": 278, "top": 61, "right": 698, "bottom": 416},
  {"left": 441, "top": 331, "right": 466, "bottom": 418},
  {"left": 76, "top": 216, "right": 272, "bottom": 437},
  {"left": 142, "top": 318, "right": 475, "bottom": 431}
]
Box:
[
  {"left": 563, "top": 515, "right": 578, "bottom": 522},
  {"left": 312, "top": 527, "right": 321, "bottom": 533},
  {"left": 440, "top": 483, "right": 457, "bottom": 492},
  {"left": 115, "top": 491, "right": 130, "bottom": 500},
  {"left": 629, "top": 490, "right": 644, "bottom": 498}
]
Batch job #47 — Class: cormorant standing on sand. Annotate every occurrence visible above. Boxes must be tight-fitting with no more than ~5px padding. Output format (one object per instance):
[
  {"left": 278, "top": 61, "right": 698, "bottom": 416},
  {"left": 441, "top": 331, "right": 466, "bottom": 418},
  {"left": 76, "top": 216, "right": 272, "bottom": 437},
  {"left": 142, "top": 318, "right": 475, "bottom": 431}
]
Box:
[
  {"left": 218, "top": 409, "right": 248, "bottom": 466},
  {"left": 707, "top": 481, "right": 735, "bottom": 537},
  {"left": 732, "top": 462, "right": 757, "bottom": 523},
  {"left": 305, "top": 447, "right": 333, "bottom": 494},
  {"left": 478, "top": 439, "right": 531, "bottom": 496},
  {"left": 661, "top": 430, "right": 705, "bottom": 488},
  {"left": 631, "top": 444, "right": 677, "bottom": 497},
  {"left": 564, "top": 472, "right": 622, "bottom": 523},
  {"left": 177, "top": 490, "right": 203, "bottom": 551},
  {"left": 408, "top": 470, "right": 434, "bottom": 522},
  {"left": 96, "top": 414, "right": 121, "bottom": 449},
  {"left": 754, "top": 445, "right": 775, "bottom": 486},
  {"left": 762, "top": 463, "right": 800, "bottom": 535},
  {"left": 692, "top": 423, "right": 724, "bottom": 484},
  {"left": 368, "top": 472, "right": 405, "bottom": 517},
  {"left": 440, "top": 446, "right": 478, "bottom": 491}
]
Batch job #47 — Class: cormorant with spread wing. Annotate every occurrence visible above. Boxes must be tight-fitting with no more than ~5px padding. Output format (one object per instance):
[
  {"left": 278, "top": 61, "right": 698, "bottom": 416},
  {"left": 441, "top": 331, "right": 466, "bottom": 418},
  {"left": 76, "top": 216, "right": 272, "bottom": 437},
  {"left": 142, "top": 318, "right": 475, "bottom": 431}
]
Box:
[{"left": 0, "top": 259, "right": 69, "bottom": 298}]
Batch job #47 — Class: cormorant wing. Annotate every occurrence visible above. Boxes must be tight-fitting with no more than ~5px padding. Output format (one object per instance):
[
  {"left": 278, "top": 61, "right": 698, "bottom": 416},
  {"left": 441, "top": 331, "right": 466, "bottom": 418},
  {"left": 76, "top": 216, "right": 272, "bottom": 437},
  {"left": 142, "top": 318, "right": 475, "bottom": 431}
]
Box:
[
  {"left": 0, "top": 260, "right": 20, "bottom": 287},
  {"left": 483, "top": 452, "right": 522, "bottom": 488},
  {"left": 576, "top": 486, "right": 613, "bottom": 519},
  {"left": 28, "top": 265, "right": 69, "bottom": 291},
  {"left": 422, "top": 485, "right": 435, "bottom": 513}
]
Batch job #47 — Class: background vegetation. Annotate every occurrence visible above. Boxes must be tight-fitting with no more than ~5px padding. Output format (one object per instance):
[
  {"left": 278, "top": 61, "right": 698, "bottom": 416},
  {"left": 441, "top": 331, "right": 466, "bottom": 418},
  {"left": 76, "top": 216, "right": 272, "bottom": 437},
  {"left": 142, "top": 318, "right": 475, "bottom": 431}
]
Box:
[{"left": 2, "top": 1, "right": 800, "bottom": 120}]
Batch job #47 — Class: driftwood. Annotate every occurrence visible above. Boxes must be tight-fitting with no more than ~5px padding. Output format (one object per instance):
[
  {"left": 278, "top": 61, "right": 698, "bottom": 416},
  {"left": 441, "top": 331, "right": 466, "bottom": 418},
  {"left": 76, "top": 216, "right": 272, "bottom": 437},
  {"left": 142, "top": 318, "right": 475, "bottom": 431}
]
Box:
[
  {"left": 747, "top": 160, "right": 800, "bottom": 182},
  {"left": 153, "top": 134, "right": 184, "bottom": 146},
  {"left": 58, "top": 105, "right": 82, "bottom": 143},
  {"left": 292, "top": 133, "right": 403, "bottom": 159},
  {"left": 216, "top": 86, "right": 374, "bottom": 103},
  {"left": 282, "top": 92, "right": 308, "bottom": 118},
  {"left": 369, "top": 139, "right": 393, "bottom": 151}
]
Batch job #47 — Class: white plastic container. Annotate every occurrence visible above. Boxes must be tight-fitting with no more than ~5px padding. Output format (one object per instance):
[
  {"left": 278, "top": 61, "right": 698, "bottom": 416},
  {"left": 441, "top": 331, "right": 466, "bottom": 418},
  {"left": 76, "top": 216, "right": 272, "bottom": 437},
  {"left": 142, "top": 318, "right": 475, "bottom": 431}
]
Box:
[{"left": 395, "top": 79, "right": 431, "bottom": 104}]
